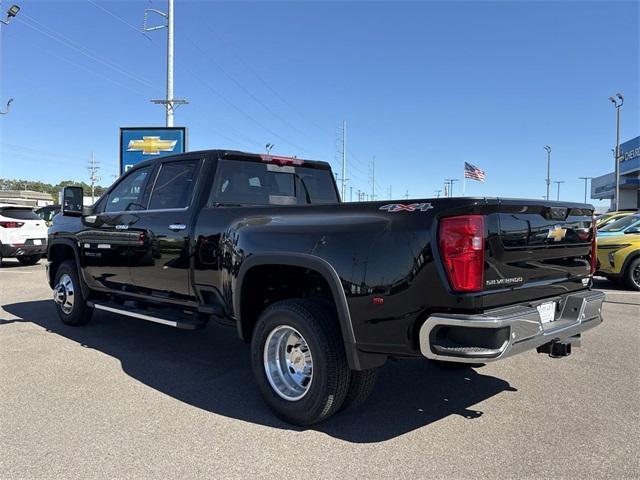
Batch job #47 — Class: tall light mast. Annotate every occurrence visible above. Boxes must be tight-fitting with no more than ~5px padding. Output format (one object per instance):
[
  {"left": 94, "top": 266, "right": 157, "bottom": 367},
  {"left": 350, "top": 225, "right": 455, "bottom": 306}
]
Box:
[{"left": 144, "top": 0, "right": 187, "bottom": 126}]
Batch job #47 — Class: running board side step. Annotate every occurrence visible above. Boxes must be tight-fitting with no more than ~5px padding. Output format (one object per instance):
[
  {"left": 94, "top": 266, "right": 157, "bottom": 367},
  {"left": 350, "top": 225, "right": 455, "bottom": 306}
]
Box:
[{"left": 88, "top": 302, "right": 206, "bottom": 330}]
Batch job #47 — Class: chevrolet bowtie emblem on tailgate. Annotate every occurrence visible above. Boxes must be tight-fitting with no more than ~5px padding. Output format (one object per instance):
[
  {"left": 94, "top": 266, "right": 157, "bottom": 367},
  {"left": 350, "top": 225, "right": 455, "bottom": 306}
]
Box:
[
  {"left": 127, "top": 136, "right": 177, "bottom": 155},
  {"left": 547, "top": 225, "right": 567, "bottom": 242}
]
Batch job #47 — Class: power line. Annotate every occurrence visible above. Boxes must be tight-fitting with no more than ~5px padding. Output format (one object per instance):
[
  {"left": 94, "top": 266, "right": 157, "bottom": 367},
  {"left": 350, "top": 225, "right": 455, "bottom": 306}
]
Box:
[
  {"left": 197, "top": 20, "right": 334, "bottom": 138},
  {"left": 193, "top": 16, "right": 376, "bottom": 172},
  {"left": 22, "top": 7, "right": 266, "bottom": 152},
  {"left": 184, "top": 65, "right": 311, "bottom": 154},
  {"left": 182, "top": 33, "right": 310, "bottom": 139},
  {"left": 17, "top": 14, "right": 159, "bottom": 92},
  {"left": 86, "top": 0, "right": 151, "bottom": 40},
  {"left": 84, "top": 1, "right": 261, "bottom": 148},
  {"left": 6, "top": 31, "right": 150, "bottom": 97}
]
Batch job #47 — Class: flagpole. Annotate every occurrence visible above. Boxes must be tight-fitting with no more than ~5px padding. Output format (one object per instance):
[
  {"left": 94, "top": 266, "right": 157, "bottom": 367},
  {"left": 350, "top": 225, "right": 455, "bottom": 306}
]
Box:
[{"left": 463, "top": 163, "right": 466, "bottom": 196}]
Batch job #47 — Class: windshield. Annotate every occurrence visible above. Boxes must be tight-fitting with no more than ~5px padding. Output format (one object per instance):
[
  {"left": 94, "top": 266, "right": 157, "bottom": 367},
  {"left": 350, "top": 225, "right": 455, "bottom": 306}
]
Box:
[{"left": 599, "top": 215, "right": 640, "bottom": 232}]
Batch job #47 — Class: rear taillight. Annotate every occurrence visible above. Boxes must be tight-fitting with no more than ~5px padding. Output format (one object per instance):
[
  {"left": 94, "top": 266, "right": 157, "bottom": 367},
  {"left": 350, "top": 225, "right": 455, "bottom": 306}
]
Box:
[
  {"left": 439, "top": 215, "right": 485, "bottom": 292},
  {"left": 0, "top": 221, "right": 24, "bottom": 228},
  {"left": 590, "top": 216, "right": 597, "bottom": 274}
]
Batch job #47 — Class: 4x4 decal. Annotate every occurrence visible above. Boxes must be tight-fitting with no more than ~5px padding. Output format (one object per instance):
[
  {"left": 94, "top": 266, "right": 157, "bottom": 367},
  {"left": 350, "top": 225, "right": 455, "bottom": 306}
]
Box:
[{"left": 379, "top": 203, "right": 433, "bottom": 212}]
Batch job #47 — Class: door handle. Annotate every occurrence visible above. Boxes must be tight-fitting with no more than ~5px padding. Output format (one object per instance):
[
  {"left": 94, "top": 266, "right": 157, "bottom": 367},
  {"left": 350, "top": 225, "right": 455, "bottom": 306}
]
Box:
[{"left": 169, "top": 224, "right": 187, "bottom": 231}]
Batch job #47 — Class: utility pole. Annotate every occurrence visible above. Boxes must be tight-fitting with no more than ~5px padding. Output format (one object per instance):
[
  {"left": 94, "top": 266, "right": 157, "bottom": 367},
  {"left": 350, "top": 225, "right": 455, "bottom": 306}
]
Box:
[
  {"left": 579, "top": 176, "right": 593, "bottom": 204},
  {"left": 544, "top": 145, "right": 552, "bottom": 200},
  {"left": 387, "top": 185, "right": 392, "bottom": 199},
  {"left": 445, "top": 179, "right": 459, "bottom": 197},
  {"left": 609, "top": 93, "right": 624, "bottom": 210},
  {"left": 554, "top": 180, "right": 565, "bottom": 201},
  {"left": 350, "top": 186, "right": 353, "bottom": 202},
  {"left": 145, "top": 0, "right": 187, "bottom": 127},
  {"left": 370, "top": 156, "right": 376, "bottom": 201},
  {"left": 87, "top": 152, "right": 100, "bottom": 203},
  {"left": 434, "top": 189, "right": 441, "bottom": 198},
  {"left": 0, "top": 3, "right": 20, "bottom": 115},
  {"left": 405, "top": 190, "right": 409, "bottom": 200},
  {"left": 341, "top": 120, "right": 347, "bottom": 200}
]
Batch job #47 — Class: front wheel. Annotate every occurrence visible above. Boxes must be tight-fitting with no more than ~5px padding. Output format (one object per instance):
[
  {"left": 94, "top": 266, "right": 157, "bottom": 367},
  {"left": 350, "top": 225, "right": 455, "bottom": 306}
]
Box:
[
  {"left": 623, "top": 257, "right": 640, "bottom": 291},
  {"left": 251, "top": 299, "right": 350, "bottom": 426},
  {"left": 17, "top": 254, "right": 41, "bottom": 265},
  {"left": 53, "top": 260, "right": 93, "bottom": 326}
]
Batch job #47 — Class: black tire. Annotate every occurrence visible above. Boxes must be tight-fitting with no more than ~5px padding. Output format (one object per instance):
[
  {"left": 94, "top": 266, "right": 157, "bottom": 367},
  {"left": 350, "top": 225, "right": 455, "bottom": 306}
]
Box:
[
  {"left": 304, "top": 297, "right": 379, "bottom": 412},
  {"left": 251, "top": 299, "right": 350, "bottom": 426},
  {"left": 623, "top": 257, "right": 640, "bottom": 291},
  {"left": 341, "top": 368, "right": 378, "bottom": 411},
  {"left": 17, "top": 254, "right": 41, "bottom": 265},
  {"left": 53, "top": 260, "right": 93, "bottom": 326}
]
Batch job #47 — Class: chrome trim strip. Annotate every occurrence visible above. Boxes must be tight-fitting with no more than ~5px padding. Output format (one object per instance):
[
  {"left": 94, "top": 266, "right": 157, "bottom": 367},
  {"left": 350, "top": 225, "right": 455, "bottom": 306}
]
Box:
[{"left": 93, "top": 303, "right": 178, "bottom": 327}]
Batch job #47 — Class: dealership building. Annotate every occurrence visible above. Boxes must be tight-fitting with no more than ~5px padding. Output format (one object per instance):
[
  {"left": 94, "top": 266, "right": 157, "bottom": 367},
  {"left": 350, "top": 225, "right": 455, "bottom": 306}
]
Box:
[{"left": 591, "top": 136, "right": 640, "bottom": 211}]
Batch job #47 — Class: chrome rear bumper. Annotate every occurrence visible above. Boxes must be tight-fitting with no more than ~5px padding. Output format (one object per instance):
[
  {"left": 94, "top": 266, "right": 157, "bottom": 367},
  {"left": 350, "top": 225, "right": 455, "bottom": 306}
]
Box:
[{"left": 419, "top": 289, "right": 604, "bottom": 363}]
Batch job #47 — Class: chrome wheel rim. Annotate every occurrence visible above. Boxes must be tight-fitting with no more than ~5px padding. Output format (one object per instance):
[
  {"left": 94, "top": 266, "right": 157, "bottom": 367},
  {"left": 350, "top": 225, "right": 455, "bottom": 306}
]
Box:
[
  {"left": 263, "top": 325, "right": 313, "bottom": 401},
  {"left": 633, "top": 264, "right": 640, "bottom": 287},
  {"left": 53, "top": 273, "right": 75, "bottom": 315}
]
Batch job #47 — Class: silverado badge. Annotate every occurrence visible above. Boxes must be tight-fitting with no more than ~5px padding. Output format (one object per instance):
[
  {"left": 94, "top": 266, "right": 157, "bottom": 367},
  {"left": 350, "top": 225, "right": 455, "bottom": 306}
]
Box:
[{"left": 547, "top": 225, "right": 568, "bottom": 242}]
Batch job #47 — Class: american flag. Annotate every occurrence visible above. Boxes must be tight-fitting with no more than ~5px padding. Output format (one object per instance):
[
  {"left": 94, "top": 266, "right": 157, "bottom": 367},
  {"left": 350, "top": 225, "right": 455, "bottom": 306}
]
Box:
[{"left": 464, "top": 162, "right": 486, "bottom": 182}]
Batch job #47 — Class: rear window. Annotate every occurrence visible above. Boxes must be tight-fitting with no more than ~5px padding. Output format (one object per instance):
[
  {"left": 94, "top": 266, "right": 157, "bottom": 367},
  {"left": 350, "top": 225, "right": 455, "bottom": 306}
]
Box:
[
  {"left": 210, "top": 159, "right": 338, "bottom": 206},
  {"left": 0, "top": 208, "right": 40, "bottom": 220}
]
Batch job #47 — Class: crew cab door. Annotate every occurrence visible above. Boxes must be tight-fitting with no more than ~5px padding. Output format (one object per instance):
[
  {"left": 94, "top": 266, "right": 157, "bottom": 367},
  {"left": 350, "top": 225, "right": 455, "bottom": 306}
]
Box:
[
  {"left": 128, "top": 156, "right": 203, "bottom": 303},
  {"left": 79, "top": 165, "right": 155, "bottom": 292}
]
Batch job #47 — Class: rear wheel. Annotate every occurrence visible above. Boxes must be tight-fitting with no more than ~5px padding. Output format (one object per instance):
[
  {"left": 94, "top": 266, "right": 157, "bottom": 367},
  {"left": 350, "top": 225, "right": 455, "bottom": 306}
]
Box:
[
  {"left": 340, "top": 368, "right": 378, "bottom": 411},
  {"left": 623, "top": 257, "right": 640, "bottom": 291},
  {"left": 251, "top": 299, "right": 350, "bottom": 425},
  {"left": 53, "top": 260, "right": 93, "bottom": 326},
  {"left": 17, "top": 254, "right": 41, "bottom": 265},
  {"left": 305, "top": 297, "right": 379, "bottom": 412}
]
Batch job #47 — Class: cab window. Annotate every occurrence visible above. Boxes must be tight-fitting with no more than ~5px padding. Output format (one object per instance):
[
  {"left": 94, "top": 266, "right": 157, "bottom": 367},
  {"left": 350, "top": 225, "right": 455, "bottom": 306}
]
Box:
[
  {"left": 104, "top": 166, "right": 153, "bottom": 213},
  {"left": 148, "top": 160, "right": 200, "bottom": 210}
]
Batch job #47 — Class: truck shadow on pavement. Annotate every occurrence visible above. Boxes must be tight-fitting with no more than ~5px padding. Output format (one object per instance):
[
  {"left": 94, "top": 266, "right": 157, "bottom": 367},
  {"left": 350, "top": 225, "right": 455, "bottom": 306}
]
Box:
[{"left": 3, "top": 300, "right": 516, "bottom": 443}]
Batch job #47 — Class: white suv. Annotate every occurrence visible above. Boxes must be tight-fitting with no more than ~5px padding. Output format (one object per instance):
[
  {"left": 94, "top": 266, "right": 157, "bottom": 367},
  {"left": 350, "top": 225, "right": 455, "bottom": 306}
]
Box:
[{"left": 0, "top": 204, "right": 48, "bottom": 266}]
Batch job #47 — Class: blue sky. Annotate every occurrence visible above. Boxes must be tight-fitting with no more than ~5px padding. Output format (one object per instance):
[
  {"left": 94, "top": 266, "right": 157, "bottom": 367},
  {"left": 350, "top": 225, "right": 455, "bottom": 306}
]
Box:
[{"left": 0, "top": 0, "right": 638, "bottom": 205}]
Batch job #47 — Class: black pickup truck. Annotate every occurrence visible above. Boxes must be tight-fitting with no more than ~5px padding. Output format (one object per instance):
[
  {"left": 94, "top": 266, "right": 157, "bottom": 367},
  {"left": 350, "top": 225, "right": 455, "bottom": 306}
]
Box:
[{"left": 47, "top": 149, "right": 604, "bottom": 425}]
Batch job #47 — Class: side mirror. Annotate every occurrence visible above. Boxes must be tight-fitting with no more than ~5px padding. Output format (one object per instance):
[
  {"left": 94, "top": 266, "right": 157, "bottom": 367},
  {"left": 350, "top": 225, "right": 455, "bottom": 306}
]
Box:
[
  {"left": 624, "top": 226, "right": 640, "bottom": 234},
  {"left": 61, "top": 186, "right": 84, "bottom": 216}
]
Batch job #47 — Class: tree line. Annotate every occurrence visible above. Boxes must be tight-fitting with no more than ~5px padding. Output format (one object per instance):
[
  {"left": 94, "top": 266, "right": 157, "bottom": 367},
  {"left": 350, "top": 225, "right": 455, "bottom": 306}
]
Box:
[{"left": 0, "top": 179, "right": 108, "bottom": 199}]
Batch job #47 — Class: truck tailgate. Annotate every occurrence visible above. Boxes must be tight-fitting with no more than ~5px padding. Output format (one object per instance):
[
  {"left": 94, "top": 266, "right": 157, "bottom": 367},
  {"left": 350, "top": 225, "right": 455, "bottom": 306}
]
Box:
[{"left": 484, "top": 202, "right": 594, "bottom": 296}]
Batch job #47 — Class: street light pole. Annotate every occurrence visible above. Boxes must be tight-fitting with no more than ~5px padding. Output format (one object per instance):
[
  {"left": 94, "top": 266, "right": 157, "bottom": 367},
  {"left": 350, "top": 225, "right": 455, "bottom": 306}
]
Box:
[
  {"left": 445, "top": 178, "right": 459, "bottom": 197},
  {"left": 579, "top": 176, "right": 593, "bottom": 204},
  {"left": 609, "top": 93, "right": 624, "bottom": 210},
  {"left": 0, "top": 2, "right": 20, "bottom": 115},
  {"left": 145, "top": 0, "right": 187, "bottom": 127},
  {"left": 544, "top": 145, "right": 552, "bottom": 201},
  {"left": 554, "top": 180, "right": 565, "bottom": 201}
]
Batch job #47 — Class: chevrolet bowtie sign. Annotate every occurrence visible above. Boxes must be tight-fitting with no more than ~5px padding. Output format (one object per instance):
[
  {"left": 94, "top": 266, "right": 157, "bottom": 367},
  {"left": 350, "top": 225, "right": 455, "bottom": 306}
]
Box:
[
  {"left": 127, "top": 136, "right": 178, "bottom": 155},
  {"left": 120, "top": 127, "right": 187, "bottom": 175}
]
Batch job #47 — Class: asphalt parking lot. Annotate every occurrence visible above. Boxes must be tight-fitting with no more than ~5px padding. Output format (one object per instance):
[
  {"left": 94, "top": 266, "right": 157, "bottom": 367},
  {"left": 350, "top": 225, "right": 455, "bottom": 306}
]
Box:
[{"left": 1, "top": 260, "right": 638, "bottom": 479}]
